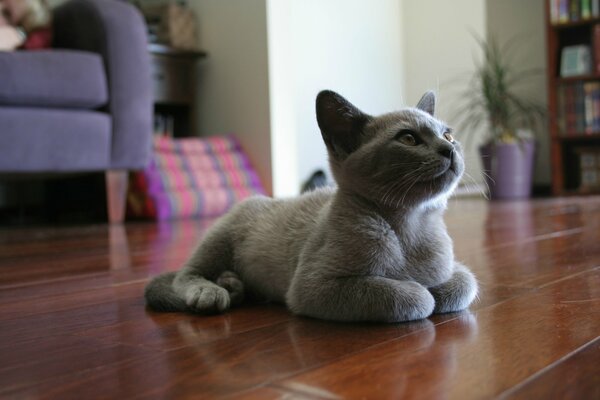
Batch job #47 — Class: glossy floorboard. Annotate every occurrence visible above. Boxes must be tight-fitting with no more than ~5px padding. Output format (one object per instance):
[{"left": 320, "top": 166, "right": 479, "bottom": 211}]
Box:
[{"left": 0, "top": 197, "right": 599, "bottom": 399}]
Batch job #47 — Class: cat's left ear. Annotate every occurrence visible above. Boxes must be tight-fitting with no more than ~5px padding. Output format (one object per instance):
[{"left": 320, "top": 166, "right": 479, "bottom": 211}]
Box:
[
  {"left": 416, "top": 91, "right": 436, "bottom": 116},
  {"left": 316, "top": 90, "right": 372, "bottom": 159}
]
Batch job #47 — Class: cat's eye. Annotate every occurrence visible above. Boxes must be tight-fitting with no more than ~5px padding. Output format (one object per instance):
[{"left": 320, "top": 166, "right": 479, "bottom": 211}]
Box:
[
  {"left": 443, "top": 132, "right": 455, "bottom": 143},
  {"left": 396, "top": 130, "right": 418, "bottom": 146}
]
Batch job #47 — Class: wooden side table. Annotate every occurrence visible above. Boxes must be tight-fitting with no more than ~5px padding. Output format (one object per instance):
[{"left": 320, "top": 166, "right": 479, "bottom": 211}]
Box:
[{"left": 149, "top": 44, "right": 207, "bottom": 137}]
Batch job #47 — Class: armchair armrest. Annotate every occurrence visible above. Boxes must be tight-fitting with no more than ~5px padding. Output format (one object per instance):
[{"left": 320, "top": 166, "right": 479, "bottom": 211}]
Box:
[{"left": 53, "top": 0, "right": 152, "bottom": 169}]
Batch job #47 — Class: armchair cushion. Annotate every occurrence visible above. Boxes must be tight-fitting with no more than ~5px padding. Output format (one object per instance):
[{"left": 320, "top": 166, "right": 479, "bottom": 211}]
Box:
[
  {"left": 0, "top": 50, "right": 108, "bottom": 109},
  {"left": 0, "top": 107, "right": 111, "bottom": 172}
]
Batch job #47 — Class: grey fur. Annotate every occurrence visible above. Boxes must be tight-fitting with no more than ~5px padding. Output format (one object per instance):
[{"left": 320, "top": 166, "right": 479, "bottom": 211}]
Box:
[{"left": 145, "top": 90, "right": 478, "bottom": 322}]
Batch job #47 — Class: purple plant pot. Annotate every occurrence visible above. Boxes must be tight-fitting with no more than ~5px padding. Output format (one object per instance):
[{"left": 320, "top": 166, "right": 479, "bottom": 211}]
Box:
[{"left": 479, "top": 140, "right": 536, "bottom": 200}]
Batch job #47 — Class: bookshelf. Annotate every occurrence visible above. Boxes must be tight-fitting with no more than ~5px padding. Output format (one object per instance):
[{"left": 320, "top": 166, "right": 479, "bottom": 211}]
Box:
[
  {"left": 149, "top": 44, "right": 207, "bottom": 137},
  {"left": 546, "top": 0, "right": 600, "bottom": 195}
]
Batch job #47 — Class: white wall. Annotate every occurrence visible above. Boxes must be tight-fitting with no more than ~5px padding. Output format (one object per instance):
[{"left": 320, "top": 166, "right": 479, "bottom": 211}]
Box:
[
  {"left": 402, "top": 0, "right": 488, "bottom": 187},
  {"left": 267, "top": 0, "right": 405, "bottom": 197},
  {"left": 189, "top": 0, "right": 549, "bottom": 197},
  {"left": 486, "top": 0, "right": 549, "bottom": 186},
  {"left": 190, "top": 0, "right": 273, "bottom": 194}
]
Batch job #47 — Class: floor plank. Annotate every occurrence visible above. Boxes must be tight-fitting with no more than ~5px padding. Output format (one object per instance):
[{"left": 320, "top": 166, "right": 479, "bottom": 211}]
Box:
[
  {"left": 461, "top": 228, "right": 600, "bottom": 289},
  {"left": 0, "top": 336, "right": 153, "bottom": 395},
  {"left": 229, "top": 386, "right": 320, "bottom": 399},
  {"left": 502, "top": 337, "right": 600, "bottom": 399}
]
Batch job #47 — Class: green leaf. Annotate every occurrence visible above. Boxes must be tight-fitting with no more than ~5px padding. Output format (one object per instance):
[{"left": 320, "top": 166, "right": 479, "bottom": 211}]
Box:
[{"left": 452, "top": 33, "right": 546, "bottom": 145}]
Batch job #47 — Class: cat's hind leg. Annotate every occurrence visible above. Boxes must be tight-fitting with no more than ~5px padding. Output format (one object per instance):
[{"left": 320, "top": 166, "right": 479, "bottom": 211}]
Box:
[
  {"left": 429, "top": 262, "right": 478, "bottom": 314},
  {"left": 144, "top": 271, "right": 187, "bottom": 312},
  {"left": 146, "top": 214, "right": 239, "bottom": 314},
  {"left": 216, "top": 270, "right": 245, "bottom": 306}
]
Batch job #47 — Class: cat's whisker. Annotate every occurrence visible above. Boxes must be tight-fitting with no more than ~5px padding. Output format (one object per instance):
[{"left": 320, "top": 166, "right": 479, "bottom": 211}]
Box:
[
  {"left": 389, "top": 161, "right": 427, "bottom": 166},
  {"left": 384, "top": 175, "right": 417, "bottom": 208},
  {"left": 379, "top": 167, "right": 424, "bottom": 207},
  {"left": 397, "top": 176, "right": 419, "bottom": 208},
  {"left": 386, "top": 161, "right": 449, "bottom": 209},
  {"left": 381, "top": 174, "right": 415, "bottom": 207},
  {"left": 374, "top": 165, "right": 423, "bottom": 181},
  {"left": 462, "top": 172, "right": 490, "bottom": 200},
  {"left": 480, "top": 170, "right": 496, "bottom": 185},
  {"left": 428, "top": 177, "right": 435, "bottom": 203},
  {"left": 397, "top": 172, "right": 426, "bottom": 209},
  {"left": 372, "top": 162, "right": 425, "bottom": 180}
]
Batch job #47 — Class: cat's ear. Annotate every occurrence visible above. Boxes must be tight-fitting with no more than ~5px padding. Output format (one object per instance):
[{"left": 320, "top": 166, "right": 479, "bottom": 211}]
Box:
[
  {"left": 416, "top": 91, "right": 436, "bottom": 116},
  {"left": 316, "top": 90, "right": 371, "bottom": 159}
]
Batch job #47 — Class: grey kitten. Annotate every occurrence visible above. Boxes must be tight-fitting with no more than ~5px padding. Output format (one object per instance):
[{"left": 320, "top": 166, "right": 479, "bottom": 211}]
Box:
[{"left": 145, "top": 90, "right": 478, "bottom": 322}]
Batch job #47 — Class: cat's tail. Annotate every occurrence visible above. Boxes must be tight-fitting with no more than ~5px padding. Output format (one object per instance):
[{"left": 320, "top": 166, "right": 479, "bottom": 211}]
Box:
[{"left": 144, "top": 272, "right": 187, "bottom": 312}]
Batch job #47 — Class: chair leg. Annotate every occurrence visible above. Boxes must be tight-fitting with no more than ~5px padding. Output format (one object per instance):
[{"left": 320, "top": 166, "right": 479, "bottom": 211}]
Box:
[{"left": 105, "top": 170, "right": 128, "bottom": 224}]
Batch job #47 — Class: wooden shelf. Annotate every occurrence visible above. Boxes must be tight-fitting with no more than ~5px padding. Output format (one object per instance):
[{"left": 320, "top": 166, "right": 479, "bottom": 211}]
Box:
[
  {"left": 551, "top": 17, "right": 600, "bottom": 29},
  {"left": 149, "top": 45, "right": 207, "bottom": 137},
  {"left": 554, "top": 133, "right": 600, "bottom": 140},
  {"left": 557, "top": 73, "right": 600, "bottom": 83},
  {"left": 148, "top": 43, "right": 207, "bottom": 58},
  {"left": 558, "top": 188, "right": 600, "bottom": 196}
]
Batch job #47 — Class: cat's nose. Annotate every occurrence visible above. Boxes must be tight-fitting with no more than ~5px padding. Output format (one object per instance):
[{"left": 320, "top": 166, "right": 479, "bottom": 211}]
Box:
[{"left": 438, "top": 146, "right": 454, "bottom": 160}]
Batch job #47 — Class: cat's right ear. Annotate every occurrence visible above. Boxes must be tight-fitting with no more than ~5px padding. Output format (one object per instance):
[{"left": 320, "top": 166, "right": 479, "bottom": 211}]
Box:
[
  {"left": 416, "top": 91, "right": 436, "bottom": 116},
  {"left": 316, "top": 90, "right": 371, "bottom": 159}
]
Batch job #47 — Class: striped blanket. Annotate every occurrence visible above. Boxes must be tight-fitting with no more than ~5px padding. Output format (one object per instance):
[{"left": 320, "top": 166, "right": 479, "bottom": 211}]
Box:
[{"left": 128, "top": 135, "right": 266, "bottom": 220}]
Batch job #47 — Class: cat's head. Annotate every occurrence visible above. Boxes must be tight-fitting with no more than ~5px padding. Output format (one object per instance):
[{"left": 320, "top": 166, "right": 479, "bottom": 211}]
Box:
[{"left": 315, "top": 90, "right": 464, "bottom": 210}]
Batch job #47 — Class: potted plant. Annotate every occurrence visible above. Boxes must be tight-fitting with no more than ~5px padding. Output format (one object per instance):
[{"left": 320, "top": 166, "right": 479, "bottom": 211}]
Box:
[{"left": 457, "top": 36, "right": 545, "bottom": 199}]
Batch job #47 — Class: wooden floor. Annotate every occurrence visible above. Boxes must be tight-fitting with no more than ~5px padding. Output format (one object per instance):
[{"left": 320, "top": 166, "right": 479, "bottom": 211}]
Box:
[{"left": 1, "top": 197, "right": 599, "bottom": 399}]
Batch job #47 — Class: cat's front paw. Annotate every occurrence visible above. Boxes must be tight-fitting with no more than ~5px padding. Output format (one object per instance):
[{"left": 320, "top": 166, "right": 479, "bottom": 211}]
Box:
[
  {"left": 398, "top": 281, "right": 435, "bottom": 321},
  {"left": 429, "top": 263, "right": 478, "bottom": 314},
  {"left": 184, "top": 284, "right": 230, "bottom": 314}
]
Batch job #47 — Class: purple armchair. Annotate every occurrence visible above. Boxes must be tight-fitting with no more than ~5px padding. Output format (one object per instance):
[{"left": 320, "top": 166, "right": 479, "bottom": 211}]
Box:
[{"left": 0, "top": 0, "right": 152, "bottom": 223}]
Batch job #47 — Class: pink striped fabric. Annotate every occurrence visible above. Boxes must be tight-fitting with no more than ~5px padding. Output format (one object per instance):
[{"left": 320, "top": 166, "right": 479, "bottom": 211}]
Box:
[{"left": 128, "top": 135, "right": 266, "bottom": 220}]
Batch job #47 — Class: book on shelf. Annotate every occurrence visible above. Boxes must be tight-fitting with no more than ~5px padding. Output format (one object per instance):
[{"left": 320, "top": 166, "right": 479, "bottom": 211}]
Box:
[
  {"left": 550, "top": 0, "right": 600, "bottom": 24},
  {"left": 575, "top": 147, "right": 600, "bottom": 190},
  {"left": 558, "top": 81, "right": 600, "bottom": 135},
  {"left": 560, "top": 0, "right": 569, "bottom": 22},
  {"left": 550, "top": 0, "right": 558, "bottom": 21},
  {"left": 570, "top": 0, "right": 581, "bottom": 21},
  {"left": 583, "top": 0, "right": 592, "bottom": 18},
  {"left": 560, "top": 45, "right": 592, "bottom": 77}
]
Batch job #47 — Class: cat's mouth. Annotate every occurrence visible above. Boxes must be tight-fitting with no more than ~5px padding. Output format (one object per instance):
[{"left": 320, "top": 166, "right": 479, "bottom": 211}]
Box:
[
  {"left": 420, "top": 162, "right": 458, "bottom": 184},
  {"left": 434, "top": 163, "right": 455, "bottom": 178}
]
